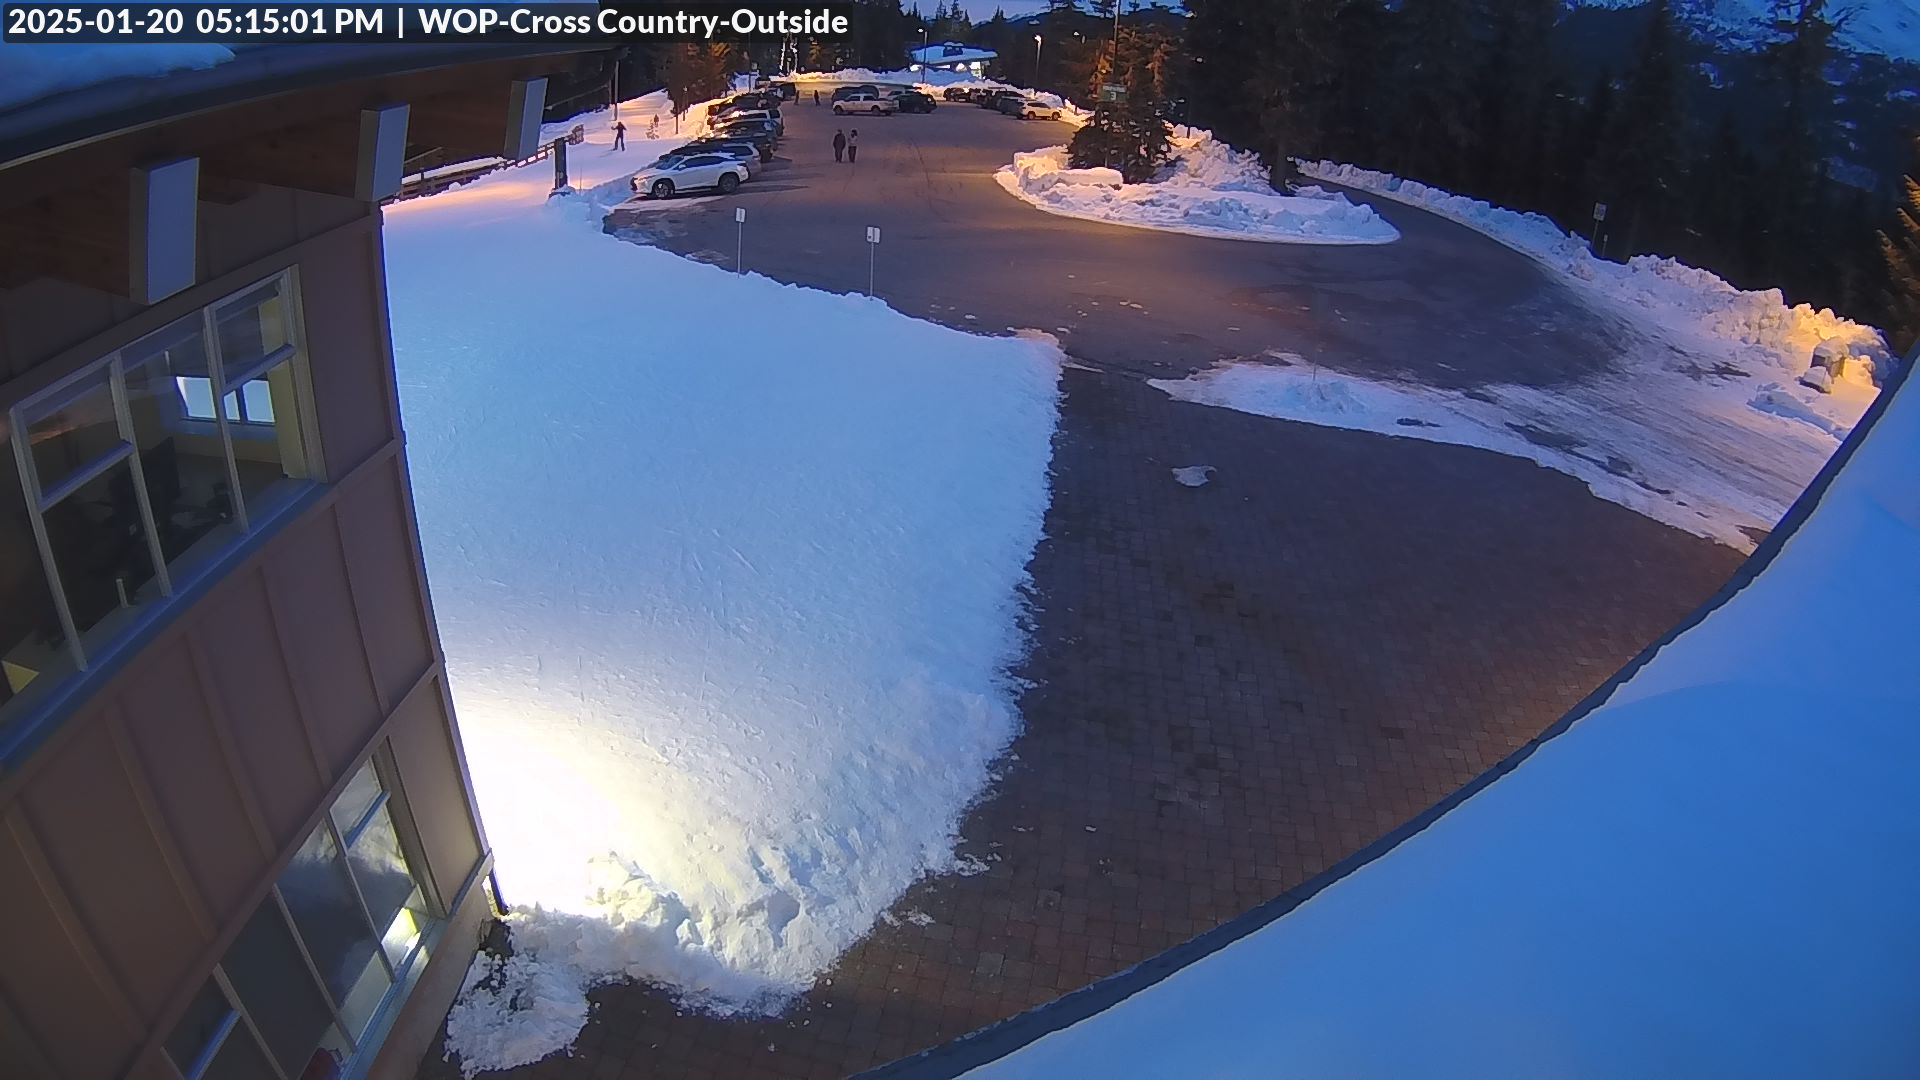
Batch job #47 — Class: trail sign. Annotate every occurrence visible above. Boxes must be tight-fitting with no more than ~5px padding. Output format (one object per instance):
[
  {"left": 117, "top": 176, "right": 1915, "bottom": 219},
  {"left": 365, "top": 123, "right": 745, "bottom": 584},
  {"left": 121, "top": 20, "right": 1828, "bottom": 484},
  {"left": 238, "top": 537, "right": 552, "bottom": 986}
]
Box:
[
  {"left": 1593, "top": 202, "right": 1608, "bottom": 222},
  {"left": 1100, "top": 83, "right": 1127, "bottom": 102},
  {"left": 866, "top": 226, "right": 881, "bottom": 244},
  {"left": 736, "top": 207, "right": 747, "bottom": 223}
]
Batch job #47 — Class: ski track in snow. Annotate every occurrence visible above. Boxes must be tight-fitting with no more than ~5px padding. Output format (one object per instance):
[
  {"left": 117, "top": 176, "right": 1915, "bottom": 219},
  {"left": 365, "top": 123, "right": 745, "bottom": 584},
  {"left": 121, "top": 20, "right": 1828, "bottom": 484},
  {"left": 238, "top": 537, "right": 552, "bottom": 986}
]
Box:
[{"left": 383, "top": 92, "right": 1061, "bottom": 1073}]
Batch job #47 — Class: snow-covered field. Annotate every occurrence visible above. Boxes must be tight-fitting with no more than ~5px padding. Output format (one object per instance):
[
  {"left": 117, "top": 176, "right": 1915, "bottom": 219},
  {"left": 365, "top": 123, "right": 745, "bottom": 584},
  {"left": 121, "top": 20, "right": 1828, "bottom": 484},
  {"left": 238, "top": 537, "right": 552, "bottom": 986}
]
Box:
[
  {"left": 999, "top": 136, "right": 1400, "bottom": 246},
  {"left": 971, "top": 368, "right": 1920, "bottom": 1080},
  {"left": 1154, "top": 161, "right": 1898, "bottom": 549},
  {"left": 383, "top": 93, "right": 1061, "bottom": 1072}
]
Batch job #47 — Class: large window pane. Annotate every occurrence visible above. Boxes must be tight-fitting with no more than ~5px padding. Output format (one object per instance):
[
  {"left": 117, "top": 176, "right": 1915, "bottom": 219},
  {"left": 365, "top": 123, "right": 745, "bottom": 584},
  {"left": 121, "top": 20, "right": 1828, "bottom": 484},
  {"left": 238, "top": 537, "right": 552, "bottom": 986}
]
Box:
[
  {"left": 213, "top": 283, "right": 313, "bottom": 507},
  {"left": 41, "top": 458, "right": 160, "bottom": 640},
  {"left": 23, "top": 367, "right": 123, "bottom": 497},
  {"left": 198, "top": 1028, "right": 280, "bottom": 1080},
  {"left": 163, "top": 979, "right": 235, "bottom": 1078},
  {"left": 329, "top": 762, "right": 384, "bottom": 841},
  {"left": 348, "top": 802, "right": 432, "bottom": 968},
  {"left": 1, "top": 416, "right": 66, "bottom": 713},
  {"left": 123, "top": 319, "right": 242, "bottom": 568},
  {"left": 279, "top": 824, "right": 391, "bottom": 1038},
  {"left": 223, "top": 903, "right": 352, "bottom": 1077}
]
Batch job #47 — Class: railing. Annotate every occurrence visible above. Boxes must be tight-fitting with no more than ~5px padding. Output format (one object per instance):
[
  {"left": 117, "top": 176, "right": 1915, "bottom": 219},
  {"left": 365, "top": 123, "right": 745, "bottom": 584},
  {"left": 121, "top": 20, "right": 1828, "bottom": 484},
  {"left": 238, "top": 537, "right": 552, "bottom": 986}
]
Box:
[{"left": 388, "top": 126, "right": 586, "bottom": 203}]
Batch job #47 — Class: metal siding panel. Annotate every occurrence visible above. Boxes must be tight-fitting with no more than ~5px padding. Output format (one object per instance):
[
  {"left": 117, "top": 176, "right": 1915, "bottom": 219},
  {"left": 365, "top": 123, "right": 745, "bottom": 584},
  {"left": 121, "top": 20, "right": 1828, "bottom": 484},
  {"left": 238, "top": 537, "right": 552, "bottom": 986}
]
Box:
[
  {"left": 0, "top": 815, "right": 138, "bottom": 1079},
  {"left": 335, "top": 460, "right": 434, "bottom": 709},
  {"left": 116, "top": 642, "right": 266, "bottom": 925},
  {"left": 18, "top": 723, "right": 208, "bottom": 1024},
  {"left": 0, "top": 988, "right": 60, "bottom": 1080},
  {"left": 384, "top": 682, "right": 482, "bottom": 908},
  {"left": 296, "top": 227, "right": 392, "bottom": 476},
  {"left": 264, "top": 508, "right": 382, "bottom": 777},
  {"left": 194, "top": 569, "right": 324, "bottom": 846}
]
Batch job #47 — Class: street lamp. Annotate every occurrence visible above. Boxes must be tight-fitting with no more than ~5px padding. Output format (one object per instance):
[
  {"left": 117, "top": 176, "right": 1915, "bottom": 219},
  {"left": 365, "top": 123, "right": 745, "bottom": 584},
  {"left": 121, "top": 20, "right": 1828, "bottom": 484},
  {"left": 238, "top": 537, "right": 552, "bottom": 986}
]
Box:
[
  {"left": 919, "top": 27, "right": 928, "bottom": 81},
  {"left": 1035, "top": 34, "right": 1043, "bottom": 86}
]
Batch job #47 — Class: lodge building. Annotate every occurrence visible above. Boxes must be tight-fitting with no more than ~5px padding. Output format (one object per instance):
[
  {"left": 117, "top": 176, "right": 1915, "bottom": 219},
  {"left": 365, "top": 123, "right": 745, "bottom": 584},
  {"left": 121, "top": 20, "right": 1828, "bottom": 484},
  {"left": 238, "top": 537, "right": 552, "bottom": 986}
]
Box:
[{"left": 0, "top": 45, "right": 583, "bottom": 1080}]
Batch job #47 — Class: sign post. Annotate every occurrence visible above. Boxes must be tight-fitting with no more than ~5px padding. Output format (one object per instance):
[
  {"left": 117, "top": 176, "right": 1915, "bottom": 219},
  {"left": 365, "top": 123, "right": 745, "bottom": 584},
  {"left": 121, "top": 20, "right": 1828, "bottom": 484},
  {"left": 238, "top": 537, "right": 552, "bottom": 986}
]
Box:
[
  {"left": 735, "top": 206, "right": 747, "bottom": 275},
  {"left": 866, "top": 225, "right": 881, "bottom": 297},
  {"left": 1591, "top": 202, "right": 1608, "bottom": 256}
]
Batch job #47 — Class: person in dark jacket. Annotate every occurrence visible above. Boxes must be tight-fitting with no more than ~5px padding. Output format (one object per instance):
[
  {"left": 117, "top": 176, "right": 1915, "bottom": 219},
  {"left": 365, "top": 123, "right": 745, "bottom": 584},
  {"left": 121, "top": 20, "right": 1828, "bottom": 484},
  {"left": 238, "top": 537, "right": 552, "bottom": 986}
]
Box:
[
  {"left": 814, "top": 89, "right": 821, "bottom": 105},
  {"left": 612, "top": 120, "right": 626, "bottom": 151},
  {"left": 847, "top": 129, "right": 859, "bottom": 164},
  {"left": 832, "top": 129, "right": 847, "bottom": 163}
]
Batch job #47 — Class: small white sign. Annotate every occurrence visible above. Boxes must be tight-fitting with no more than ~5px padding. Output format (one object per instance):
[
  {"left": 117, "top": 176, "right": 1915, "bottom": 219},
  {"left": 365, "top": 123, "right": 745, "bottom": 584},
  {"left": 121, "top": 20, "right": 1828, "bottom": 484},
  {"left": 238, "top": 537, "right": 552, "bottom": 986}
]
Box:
[
  {"left": 1593, "top": 202, "right": 1608, "bottom": 221},
  {"left": 736, "top": 207, "right": 747, "bottom": 223},
  {"left": 867, "top": 226, "right": 881, "bottom": 244}
]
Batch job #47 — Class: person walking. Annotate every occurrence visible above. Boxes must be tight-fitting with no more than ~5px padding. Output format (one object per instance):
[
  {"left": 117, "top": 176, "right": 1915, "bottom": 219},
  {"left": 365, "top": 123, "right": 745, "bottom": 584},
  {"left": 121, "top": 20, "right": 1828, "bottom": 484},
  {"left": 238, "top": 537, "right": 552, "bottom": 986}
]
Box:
[
  {"left": 813, "top": 89, "right": 821, "bottom": 106},
  {"left": 612, "top": 120, "right": 626, "bottom": 151},
  {"left": 832, "top": 129, "right": 847, "bottom": 163},
  {"left": 847, "top": 129, "right": 859, "bottom": 164}
]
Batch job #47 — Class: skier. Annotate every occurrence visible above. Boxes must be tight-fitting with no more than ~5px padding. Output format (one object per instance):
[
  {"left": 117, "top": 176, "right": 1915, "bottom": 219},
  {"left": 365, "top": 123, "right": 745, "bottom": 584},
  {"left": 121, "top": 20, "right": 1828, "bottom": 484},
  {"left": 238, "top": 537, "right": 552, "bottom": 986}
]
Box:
[
  {"left": 612, "top": 120, "right": 626, "bottom": 151},
  {"left": 814, "top": 89, "right": 821, "bottom": 106},
  {"left": 832, "top": 129, "right": 847, "bottom": 163},
  {"left": 847, "top": 129, "right": 859, "bottom": 164}
]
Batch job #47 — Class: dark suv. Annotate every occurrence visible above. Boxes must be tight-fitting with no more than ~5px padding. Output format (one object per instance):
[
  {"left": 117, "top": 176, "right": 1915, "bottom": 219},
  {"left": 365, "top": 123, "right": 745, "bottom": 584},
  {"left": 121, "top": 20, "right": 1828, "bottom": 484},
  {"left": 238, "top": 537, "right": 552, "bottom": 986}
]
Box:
[
  {"left": 893, "top": 90, "right": 937, "bottom": 113},
  {"left": 943, "top": 86, "right": 973, "bottom": 101}
]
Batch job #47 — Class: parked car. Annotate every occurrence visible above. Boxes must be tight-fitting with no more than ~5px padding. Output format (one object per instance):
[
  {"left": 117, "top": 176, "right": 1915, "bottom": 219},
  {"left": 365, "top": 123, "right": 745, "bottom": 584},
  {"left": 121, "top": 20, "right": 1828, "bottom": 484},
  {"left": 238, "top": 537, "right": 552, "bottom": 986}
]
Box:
[
  {"left": 943, "top": 86, "right": 974, "bottom": 101},
  {"left": 1018, "top": 99, "right": 1063, "bottom": 120},
  {"left": 831, "top": 84, "right": 880, "bottom": 103},
  {"left": 718, "top": 107, "right": 783, "bottom": 134},
  {"left": 677, "top": 137, "right": 771, "bottom": 164},
  {"left": 666, "top": 141, "right": 762, "bottom": 171},
  {"left": 768, "top": 81, "right": 797, "bottom": 101},
  {"left": 630, "top": 153, "right": 751, "bottom": 198},
  {"left": 996, "top": 94, "right": 1030, "bottom": 116},
  {"left": 982, "top": 89, "right": 1024, "bottom": 111},
  {"left": 833, "top": 92, "right": 899, "bottom": 115},
  {"left": 711, "top": 119, "right": 780, "bottom": 145},
  {"left": 893, "top": 90, "right": 937, "bottom": 113}
]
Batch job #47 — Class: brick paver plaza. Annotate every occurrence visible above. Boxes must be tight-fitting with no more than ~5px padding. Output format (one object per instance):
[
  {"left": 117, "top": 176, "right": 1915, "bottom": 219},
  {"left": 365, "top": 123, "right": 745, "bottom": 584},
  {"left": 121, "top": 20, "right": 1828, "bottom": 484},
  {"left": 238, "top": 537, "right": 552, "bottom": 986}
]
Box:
[{"left": 418, "top": 364, "right": 1744, "bottom": 1079}]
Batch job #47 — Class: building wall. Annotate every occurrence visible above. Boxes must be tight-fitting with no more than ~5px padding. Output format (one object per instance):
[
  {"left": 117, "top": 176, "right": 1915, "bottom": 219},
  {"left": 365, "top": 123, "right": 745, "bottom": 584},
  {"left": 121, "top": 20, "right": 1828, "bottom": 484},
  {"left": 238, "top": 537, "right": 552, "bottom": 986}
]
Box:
[{"left": 0, "top": 188, "right": 489, "bottom": 1079}]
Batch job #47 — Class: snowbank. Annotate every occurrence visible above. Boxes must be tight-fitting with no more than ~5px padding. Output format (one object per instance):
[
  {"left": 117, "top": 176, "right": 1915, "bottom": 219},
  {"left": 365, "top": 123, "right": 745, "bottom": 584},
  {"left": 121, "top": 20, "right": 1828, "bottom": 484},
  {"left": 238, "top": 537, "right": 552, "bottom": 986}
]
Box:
[
  {"left": 384, "top": 92, "right": 1061, "bottom": 1072},
  {"left": 1151, "top": 350, "right": 1876, "bottom": 550},
  {"left": 999, "top": 138, "right": 1400, "bottom": 246},
  {"left": 0, "top": 42, "right": 233, "bottom": 113},
  {"left": 973, "top": 364, "right": 1920, "bottom": 1080},
  {"left": 1300, "top": 160, "right": 1892, "bottom": 391}
]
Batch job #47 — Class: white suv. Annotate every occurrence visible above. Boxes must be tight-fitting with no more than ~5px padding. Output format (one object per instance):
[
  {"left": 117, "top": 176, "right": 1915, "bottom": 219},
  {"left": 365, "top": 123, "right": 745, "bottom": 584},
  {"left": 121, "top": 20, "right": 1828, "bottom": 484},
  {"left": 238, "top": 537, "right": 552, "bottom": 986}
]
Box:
[
  {"left": 833, "top": 93, "right": 898, "bottom": 116},
  {"left": 630, "top": 154, "right": 751, "bottom": 198}
]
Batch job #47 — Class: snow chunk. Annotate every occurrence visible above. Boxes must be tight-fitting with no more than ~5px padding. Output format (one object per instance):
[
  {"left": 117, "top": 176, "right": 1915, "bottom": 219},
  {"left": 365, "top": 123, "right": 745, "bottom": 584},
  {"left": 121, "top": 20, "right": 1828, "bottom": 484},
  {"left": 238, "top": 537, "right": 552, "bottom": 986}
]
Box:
[{"left": 1172, "top": 466, "right": 1215, "bottom": 487}]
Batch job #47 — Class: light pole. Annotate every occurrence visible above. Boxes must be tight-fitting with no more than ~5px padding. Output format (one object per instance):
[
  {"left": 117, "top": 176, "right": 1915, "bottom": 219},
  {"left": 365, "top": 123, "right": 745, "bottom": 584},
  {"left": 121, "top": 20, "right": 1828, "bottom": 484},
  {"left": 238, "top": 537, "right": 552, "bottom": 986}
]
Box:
[
  {"left": 919, "top": 27, "right": 929, "bottom": 82},
  {"left": 1034, "top": 34, "right": 1043, "bottom": 88}
]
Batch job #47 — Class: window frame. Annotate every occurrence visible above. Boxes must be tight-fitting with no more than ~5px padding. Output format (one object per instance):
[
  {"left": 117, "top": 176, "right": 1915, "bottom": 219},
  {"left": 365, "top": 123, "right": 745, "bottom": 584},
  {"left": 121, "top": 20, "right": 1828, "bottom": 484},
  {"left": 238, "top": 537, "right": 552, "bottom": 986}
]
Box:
[
  {"left": 2, "top": 269, "right": 321, "bottom": 681},
  {"left": 164, "top": 745, "right": 444, "bottom": 1080}
]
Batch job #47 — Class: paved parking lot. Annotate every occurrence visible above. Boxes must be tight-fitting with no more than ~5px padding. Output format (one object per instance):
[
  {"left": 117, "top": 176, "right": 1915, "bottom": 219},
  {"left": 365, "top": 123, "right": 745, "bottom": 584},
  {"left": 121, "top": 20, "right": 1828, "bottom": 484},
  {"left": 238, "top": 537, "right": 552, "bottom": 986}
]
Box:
[{"left": 418, "top": 94, "right": 1748, "bottom": 1079}]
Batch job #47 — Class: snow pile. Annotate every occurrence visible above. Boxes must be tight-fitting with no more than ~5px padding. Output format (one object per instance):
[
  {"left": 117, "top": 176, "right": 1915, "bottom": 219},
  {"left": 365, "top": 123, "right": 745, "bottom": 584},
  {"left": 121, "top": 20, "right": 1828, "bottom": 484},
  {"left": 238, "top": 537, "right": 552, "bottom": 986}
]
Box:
[
  {"left": 1152, "top": 349, "right": 1875, "bottom": 551},
  {"left": 0, "top": 43, "right": 233, "bottom": 113},
  {"left": 384, "top": 92, "right": 1061, "bottom": 1071},
  {"left": 1299, "top": 160, "right": 1891, "bottom": 398},
  {"left": 973, "top": 367, "right": 1920, "bottom": 1080},
  {"left": 1000, "top": 138, "right": 1399, "bottom": 245}
]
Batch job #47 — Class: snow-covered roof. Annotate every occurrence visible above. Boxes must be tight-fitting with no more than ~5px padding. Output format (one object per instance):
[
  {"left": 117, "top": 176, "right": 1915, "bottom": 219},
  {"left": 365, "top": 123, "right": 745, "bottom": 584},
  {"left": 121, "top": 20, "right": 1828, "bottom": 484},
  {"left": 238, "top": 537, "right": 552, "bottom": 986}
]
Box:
[
  {"left": 912, "top": 43, "right": 998, "bottom": 66},
  {"left": 0, "top": 43, "right": 582, "bottom": 170}
]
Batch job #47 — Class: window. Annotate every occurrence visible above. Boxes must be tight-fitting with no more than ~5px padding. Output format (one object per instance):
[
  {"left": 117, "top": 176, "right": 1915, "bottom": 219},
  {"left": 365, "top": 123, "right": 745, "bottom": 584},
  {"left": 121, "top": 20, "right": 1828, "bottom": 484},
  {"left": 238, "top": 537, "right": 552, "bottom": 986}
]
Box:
[
  {"left": 1, "top": 271, "right": 316, "bottom": 729},
  {"left": 165, "top": 754, "right": 437, "bottom": 1080}
]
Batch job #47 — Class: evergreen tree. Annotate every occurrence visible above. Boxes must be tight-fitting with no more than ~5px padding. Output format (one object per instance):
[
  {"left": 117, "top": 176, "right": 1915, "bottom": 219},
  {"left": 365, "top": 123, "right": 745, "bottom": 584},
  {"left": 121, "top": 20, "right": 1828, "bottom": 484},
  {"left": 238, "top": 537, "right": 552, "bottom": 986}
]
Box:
[
  {"left": 1881, "top": 136, "right": 1920, "bottom": 354},
  {"left": 1758, "top": 0, "right": 1841, "bottom": 282},
  {"left": 1477, "top": 0, "right": 1558, "bottom": 208},
  {"left": 658, "top": 43, "right": 735, "bottom": 117},
  {"left": 1321, "top": 0, "right": 1390, "bottom": 167},
  {"left": 1391, "top": 0, "right": 1480, "bottom": 188},
  {"left": 1594, "top": 0, "right": 1687, "bottom": 254}
]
